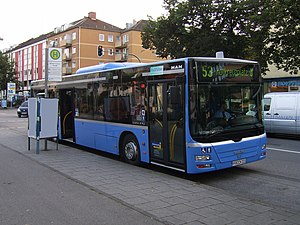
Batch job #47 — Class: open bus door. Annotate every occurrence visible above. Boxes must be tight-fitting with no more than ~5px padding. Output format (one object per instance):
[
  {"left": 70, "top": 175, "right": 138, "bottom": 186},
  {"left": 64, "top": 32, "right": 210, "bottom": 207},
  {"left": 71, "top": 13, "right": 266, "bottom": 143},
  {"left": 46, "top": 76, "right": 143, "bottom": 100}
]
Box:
[
  {"left": 148, "top": 81, "right": 185, "bottom": 171},
  {"left": 59, "top": 89, "right": 75, "bottom": 141}
]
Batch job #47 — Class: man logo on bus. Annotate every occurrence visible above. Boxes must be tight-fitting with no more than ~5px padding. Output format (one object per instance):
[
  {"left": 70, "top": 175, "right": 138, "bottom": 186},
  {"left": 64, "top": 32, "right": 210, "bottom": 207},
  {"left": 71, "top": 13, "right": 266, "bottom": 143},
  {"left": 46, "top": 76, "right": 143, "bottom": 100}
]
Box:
[{"left": 50, "top": 49, "right": 61, "bottom": 60}]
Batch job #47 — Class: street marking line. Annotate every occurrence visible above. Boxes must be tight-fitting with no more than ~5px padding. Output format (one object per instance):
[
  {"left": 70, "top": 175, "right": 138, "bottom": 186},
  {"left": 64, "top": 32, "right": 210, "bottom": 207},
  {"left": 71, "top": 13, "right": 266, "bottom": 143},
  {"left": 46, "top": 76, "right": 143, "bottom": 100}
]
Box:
[{"left": 267, "top": 147, "right": 300, "bottom": 154}]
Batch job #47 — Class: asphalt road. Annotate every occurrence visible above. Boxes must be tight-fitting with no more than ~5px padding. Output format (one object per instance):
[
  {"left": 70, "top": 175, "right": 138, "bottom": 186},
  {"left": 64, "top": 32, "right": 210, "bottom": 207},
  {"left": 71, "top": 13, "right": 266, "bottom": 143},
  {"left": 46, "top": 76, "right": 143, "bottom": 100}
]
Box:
[
  {"left": 191, "top": 135, "right": 300, "bottom": 213},
  {"left": 1, "top": 108, "right": 300, "bottom": 221},
  {"left": 0, "top": 109, "right": 163, "bottom": 225}
]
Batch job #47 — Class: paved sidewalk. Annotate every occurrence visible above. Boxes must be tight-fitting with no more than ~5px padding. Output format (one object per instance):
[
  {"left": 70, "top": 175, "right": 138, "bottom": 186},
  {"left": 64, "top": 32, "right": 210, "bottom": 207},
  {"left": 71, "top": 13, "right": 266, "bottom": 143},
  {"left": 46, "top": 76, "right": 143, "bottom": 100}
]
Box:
[{"left": 2, "top": 128, "right": 300, "bottom": 225}]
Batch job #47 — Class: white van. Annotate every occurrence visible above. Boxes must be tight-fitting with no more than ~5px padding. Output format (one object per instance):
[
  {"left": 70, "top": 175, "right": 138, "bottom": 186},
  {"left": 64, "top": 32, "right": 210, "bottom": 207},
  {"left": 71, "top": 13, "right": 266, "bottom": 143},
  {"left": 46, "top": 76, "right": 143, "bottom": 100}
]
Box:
[{"left": 263, "top": 92, "right": 300, "bottom": 135}]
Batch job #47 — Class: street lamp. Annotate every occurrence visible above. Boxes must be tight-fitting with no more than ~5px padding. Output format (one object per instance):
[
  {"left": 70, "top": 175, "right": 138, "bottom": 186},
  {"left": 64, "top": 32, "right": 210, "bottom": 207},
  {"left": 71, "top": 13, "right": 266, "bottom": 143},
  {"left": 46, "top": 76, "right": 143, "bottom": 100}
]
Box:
[{"left": 127, "top": 53, "right": 141, "bottom": 63}]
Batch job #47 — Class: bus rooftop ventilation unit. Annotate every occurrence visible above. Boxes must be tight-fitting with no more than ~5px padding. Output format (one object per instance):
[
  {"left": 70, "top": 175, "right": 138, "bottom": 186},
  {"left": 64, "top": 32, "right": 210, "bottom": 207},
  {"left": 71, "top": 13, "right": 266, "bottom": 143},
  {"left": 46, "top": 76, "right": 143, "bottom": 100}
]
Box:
[{"left": 216, "top": 51, "right": 224, "bottom": 58}]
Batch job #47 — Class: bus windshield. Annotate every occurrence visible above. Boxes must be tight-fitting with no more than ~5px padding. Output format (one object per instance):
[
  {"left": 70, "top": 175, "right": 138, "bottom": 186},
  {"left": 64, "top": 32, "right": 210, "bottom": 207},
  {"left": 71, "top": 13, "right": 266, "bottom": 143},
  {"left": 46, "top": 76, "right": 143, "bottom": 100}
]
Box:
[{"left": 189, "top": 60, "right": 264, "bottom": 142}]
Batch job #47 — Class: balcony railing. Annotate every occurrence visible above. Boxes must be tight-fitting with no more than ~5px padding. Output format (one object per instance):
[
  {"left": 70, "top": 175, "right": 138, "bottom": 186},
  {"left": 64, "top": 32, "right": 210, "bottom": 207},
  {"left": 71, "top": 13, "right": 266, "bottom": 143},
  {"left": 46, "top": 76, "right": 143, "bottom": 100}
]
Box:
[
  {"left": 115, "top": 53, "right": 127, "bottom": 62},
  {"left": 115, "top": 40, "right": 122, "bottom": 48},
  {"left": 60, "top": 38, "right": 72, "bottom": 47},
  {"left": 62, "top": 54, "right": 72, "bottom": 61},
  {"left": 115, "top": 40, "right": 127, "bottom": 48},
  {"left": 62, "top": 67, "right": 72, "bottom": 75}
]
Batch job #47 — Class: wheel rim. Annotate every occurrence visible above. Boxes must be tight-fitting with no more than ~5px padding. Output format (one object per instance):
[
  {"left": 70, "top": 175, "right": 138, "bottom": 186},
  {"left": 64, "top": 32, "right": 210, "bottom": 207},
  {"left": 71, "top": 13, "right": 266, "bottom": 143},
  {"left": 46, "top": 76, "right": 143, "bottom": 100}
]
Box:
[{"left": 124, "top": 141, "right": 137, "bottom": 161}]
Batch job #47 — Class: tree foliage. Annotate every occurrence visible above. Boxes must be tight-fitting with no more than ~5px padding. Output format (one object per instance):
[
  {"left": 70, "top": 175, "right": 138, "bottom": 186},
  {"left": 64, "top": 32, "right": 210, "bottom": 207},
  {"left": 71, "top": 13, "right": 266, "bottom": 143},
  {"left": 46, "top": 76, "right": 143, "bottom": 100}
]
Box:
[
  {"left": 267, "top": 0, "right": 300, "bottom": 73},
  {"left": 0, "top": 51, "right": 17, "bottom": 91},
  {"left": 142, "top": 0, "right": 299, "bottom": 73}
]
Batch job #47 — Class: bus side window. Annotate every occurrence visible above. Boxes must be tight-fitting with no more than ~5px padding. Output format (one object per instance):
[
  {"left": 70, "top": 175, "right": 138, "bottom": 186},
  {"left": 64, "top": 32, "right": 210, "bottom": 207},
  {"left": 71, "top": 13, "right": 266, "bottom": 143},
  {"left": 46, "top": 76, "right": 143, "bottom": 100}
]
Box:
[{"left": 104, "top": 97, "right": 130, "bottom": 123}]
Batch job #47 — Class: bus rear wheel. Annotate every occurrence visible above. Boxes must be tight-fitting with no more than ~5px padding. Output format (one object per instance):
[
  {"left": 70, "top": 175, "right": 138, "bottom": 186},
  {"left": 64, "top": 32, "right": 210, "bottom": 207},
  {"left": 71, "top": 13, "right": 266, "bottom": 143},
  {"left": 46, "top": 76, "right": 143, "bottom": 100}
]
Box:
[{"left": 122, "top": 134, "right": 140, "bottom": 165}]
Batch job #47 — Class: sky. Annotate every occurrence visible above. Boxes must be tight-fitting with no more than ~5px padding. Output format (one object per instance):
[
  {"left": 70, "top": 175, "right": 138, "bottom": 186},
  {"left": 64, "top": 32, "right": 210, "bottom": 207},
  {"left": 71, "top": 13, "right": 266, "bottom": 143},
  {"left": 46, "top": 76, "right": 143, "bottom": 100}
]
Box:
[{"left": 0, "top": 0, "right": 166, "bottom": 50}]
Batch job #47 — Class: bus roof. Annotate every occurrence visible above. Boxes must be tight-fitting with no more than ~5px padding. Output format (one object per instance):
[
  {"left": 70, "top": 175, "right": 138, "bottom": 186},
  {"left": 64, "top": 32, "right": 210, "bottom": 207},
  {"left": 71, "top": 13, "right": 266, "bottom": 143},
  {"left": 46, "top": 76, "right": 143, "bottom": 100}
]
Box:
[
  {"left": 75, "top": 62, "right": 146, "bottom": 75},
  {"left": 71, "top": 57, "right": 258, "bottom": 77},
  {"left": 31, "top": 57, "right": 258, "bottom": 88},
  {"left": 191, "top": 57, "right": 258, "bottom": 64}
]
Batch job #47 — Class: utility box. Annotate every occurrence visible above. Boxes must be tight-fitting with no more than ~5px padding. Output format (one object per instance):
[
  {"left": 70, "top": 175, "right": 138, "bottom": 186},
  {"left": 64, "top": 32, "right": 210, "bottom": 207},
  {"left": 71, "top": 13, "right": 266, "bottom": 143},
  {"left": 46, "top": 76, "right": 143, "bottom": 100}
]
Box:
[{"left": 28, "top": 98, "right": 59, "bottom": 153}]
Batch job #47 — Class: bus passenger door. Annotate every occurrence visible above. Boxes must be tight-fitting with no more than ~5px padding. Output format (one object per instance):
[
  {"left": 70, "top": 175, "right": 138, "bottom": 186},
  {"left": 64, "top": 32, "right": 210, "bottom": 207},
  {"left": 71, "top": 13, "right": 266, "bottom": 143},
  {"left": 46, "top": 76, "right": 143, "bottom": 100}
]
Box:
[
  {"left": 59, "top": 89, "right": 75, "bottom": 140},
  {"left": 148, "top": 81, "right": 185, "bottom": 170}
]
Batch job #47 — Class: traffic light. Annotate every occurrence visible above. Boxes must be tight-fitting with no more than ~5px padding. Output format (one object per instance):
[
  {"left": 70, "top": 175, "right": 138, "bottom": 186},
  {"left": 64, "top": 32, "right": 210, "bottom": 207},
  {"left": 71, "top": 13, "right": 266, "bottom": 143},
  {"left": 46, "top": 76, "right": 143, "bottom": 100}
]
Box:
[
  {"left": 140, "top": 83, "right": 146, "bottom": 94},
  {"left": 98, "top": 45, "right": 103, "bottom": 57}
]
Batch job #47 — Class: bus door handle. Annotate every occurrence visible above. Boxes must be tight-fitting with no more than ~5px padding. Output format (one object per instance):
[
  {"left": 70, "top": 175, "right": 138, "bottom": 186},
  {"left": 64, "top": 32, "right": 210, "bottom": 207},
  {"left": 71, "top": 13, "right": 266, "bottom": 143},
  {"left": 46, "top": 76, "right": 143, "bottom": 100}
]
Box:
[
  {"left": 265, "top": 113, "right": 271, "bottom": 115},
  {"left": 274, "top": 113, "right": 279, "bottom": 116}
]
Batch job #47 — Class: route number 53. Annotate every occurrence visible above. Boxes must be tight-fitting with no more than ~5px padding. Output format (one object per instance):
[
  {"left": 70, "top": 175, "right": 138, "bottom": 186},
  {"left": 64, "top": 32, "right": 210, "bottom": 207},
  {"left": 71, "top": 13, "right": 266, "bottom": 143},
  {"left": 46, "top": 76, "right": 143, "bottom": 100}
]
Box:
[{"left": 202, "top": 66, "right": 213, "bottom": 77}]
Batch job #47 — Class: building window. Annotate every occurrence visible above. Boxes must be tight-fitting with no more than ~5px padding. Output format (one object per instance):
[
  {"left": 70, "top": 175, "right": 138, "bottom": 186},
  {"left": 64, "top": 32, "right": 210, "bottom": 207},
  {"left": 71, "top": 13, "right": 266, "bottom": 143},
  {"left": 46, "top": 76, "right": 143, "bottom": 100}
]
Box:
[
  {"left": 72, "top": 60, "right": 76, "bottom": 68},
  {"left": 72, "top": 32, "right": 76, "bottom": 40},
  {"left": 99, "top": 34, "right": 105, "bottom": 42},
  {"left": 108, "top": 48, "right": 114, "bottom": 56},
  {"left": 123, "top": 34, "right": 129, "bottom": 44},
  {"left": 64, "top": 48, "right": 69, "bottom": 55},
  {"left": 108, "top": 34, "right": 113, "bottom": 42},
  {"left": 72, "top": 47, "right": 76, "bottom": 54}
]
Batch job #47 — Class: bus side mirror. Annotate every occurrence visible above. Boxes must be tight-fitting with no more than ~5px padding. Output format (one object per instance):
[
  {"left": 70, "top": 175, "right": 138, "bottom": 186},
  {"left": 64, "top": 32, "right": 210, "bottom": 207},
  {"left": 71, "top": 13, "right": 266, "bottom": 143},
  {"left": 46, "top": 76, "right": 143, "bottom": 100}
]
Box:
[{"left": 169, "top": 86, "right": 180, "bottom": 105}]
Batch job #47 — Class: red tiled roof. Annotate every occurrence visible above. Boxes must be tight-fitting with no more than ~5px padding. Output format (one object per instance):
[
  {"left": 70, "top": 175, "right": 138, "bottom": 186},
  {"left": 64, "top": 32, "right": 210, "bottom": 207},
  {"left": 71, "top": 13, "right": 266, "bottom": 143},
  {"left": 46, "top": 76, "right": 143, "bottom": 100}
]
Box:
[
  {"left": 67, "top": 16, "right": 123, "bottom": 33},
  {"left": 123, "top": 20, "right": 148, "bottom": 32},
  {"left": 8, "top": 16, "right": 147, "bottom": 52},
  {"left": 9, "top": 32, "right": 53, "bottom": 52}
]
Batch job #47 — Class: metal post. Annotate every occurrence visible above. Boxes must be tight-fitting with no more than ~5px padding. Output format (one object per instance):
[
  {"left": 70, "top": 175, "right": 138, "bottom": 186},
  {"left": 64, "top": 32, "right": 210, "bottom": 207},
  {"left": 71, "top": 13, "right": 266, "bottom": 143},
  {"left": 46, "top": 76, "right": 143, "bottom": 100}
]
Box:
[
  {"left": 114, "top": 51, "right": 142, "bottom": 63},
  {"left": 36, "top": 137, "right": 40, "bottom": 154},
  {"left": 127, "top": 53, "right": 141, "bottom": 63},
  {"left": 28, "top": 137, "right": 30, "bottom": 151},
  {"left": 44, "top": 48, "right": 49, "bottom": 151},
  {"left": 35, "top": 99, "right": 40, "bottom": 154},
  {"left": 45, "top": 48, "right": 49, "bottom": 98}
]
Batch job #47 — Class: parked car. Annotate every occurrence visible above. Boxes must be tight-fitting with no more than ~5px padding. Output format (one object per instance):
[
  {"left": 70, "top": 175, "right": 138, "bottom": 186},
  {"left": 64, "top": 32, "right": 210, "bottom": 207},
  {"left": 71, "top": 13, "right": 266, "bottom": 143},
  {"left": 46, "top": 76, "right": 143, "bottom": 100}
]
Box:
[
  {"left": 17, "top": 101, "right": 28, "bottom": 117},
  {"left": 263, "top": 92, "right": 300, "bottom": 135}
]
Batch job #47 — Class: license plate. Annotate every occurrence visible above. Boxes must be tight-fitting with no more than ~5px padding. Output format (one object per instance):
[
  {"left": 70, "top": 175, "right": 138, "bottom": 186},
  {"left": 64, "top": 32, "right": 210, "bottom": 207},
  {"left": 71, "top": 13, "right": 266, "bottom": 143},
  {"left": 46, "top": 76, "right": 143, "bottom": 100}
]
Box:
[{"left": 232, "top": 159, "right": 246, "bottom": 166}]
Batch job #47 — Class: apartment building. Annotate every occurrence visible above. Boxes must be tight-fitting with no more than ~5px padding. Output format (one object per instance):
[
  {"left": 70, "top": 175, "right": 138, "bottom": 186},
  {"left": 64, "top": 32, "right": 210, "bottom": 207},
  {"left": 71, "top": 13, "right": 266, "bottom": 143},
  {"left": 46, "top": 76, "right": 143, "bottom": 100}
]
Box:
[
  {"left": 7, "top": 33, "right": 52, "bottom": 95},
  {"left": 8, "top": 12, "right": 163, "bottom": 94}
]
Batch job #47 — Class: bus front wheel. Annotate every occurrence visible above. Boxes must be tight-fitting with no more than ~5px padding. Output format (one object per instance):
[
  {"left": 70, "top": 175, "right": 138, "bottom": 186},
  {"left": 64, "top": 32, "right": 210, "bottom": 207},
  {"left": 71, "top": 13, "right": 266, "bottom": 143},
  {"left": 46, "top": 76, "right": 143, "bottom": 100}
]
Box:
[{"left": 121, "top": 134, "right": 140, "bottom": 165}]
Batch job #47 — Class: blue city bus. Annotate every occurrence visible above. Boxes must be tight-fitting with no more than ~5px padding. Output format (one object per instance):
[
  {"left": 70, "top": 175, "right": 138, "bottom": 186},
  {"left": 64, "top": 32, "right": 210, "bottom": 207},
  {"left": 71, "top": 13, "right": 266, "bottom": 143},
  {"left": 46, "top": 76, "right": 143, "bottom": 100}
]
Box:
[{"left": 31, "top": 57, "right": 267, "bottom": 174}]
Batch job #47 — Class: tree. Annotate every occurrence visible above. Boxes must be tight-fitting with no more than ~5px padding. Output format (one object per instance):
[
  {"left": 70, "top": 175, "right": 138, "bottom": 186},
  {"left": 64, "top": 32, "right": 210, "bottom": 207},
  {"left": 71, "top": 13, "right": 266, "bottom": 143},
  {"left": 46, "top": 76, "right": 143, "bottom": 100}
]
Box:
[
  {"left": 142, "top": 0, "right": 223, "bottom": 59},
  {"left": 267, "top": 0, "right": 300, "bottom": 73},
  {"left": 213, "top": 0, "right": 273, "bottom": 71},
  {"left": 0, "top": 50, "right": 17, "bottom": 93},
  {"left": 142, "top": 0, "right": 299, "bottom": 73}
]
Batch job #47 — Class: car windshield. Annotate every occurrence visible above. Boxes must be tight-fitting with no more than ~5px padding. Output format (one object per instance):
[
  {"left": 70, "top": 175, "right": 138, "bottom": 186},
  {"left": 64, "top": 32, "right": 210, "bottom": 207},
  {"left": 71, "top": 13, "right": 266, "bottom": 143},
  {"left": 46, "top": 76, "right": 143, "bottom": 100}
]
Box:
[{"left": 21, "top": 101, "right": 28, "bottom": 107}]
